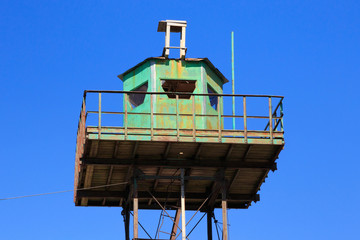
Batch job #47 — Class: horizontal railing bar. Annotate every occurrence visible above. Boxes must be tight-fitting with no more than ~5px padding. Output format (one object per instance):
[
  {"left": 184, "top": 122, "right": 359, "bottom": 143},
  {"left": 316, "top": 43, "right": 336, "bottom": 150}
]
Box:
[
  {"left": 222, "top": 115, "right": 282, "bottom": 119},
  {"left": 86, "top": 111, "right": 219, "bottom": 118},
  {"left": 87, "top": 111, "right": 124, "bottom": 115},
  {"left": 86, "top": 111, "right": 282, "bottom": 120},
  {"left": 87, "top": 126, "right": 284, "bottom": 132},
  {"left": 84, "top": 90, "right": 284, "bottom": 99},
  {"left": 167, "top": 46, "right": 187, "bottom": 49},
  {"left": 86, "top": 126, "right": 284, "bottom": 139}
]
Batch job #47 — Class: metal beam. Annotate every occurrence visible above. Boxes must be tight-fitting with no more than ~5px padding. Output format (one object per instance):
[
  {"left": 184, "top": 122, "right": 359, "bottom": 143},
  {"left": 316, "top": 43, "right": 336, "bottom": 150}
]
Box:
[
  {"left": 252, "top": 145, "right": 283, "bottom": 195},
  {"left": 113, "top": 141, "right": 120, "bottom": 158},
  {"left": 148, "top": 167, "right": 163, "bottom": 205},
  {"left": 163, "top": 142, "right": 172, "bottom": 159},
  {"left": 207, "top": 169, "right": 225, "bottom": 210},
  {"left": 228, "top": 169, "right": 240, "bottom": 192},
  {"left": 226, "top": 145, "right": 252, "bottom": 195},
  {"left": 82, "top": 201, "right": 250, "bottom": 210},
  {"left": 139, "top": 175, "right": 217, "bottom": 181},
  {"left": 81, "top": 158, "right": 277, "bottom": 170},
  {"left": 242, "top": 144, "right": 252, "bottom": 161},
  {"left": 153, "top": 168, "right": 163, "bottom": 186},
  {"left": 124, "top": 167, "right": 133, "bottom": 206},
  {"left": 81, "top": 139, "right": 99, "bottom": 206},
  {"left": 170, "top": 209, "right": 181, "bottom": 240},
  {"left": 131, "top": 141, "right": 139, "bottom": 159},
  {"left": 207, "top": 182, "right": 222, "bottom": 210},
  {"left": 77, "top": 190, "right": 259, "bottom": 202},
  {"left": 194, "top": 143, "right": 203, "bottom": 159},
  {"left": 80, "top": 165, "right": 94, "bottom": 206},
  {"left": 225, "top": 144, "right": 234, "bottom": 160},
  {"left": 102, "top": 165, "right": 114, "bottom": 205}
]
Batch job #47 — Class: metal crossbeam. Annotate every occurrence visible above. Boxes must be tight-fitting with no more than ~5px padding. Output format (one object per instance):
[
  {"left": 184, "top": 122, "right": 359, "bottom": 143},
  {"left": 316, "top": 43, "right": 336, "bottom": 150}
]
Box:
[
  {"left": 81, "top": 158, "right": 277, "bottom": 171},
  {"left": 77, "top": 190, "right": 259, "bottom": 201}
]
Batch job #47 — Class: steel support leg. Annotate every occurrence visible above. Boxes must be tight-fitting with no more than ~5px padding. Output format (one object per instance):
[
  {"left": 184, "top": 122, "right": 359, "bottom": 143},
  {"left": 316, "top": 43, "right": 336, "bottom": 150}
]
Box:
[
  {"left": 222, "top": 183, "right": 228, "bottom": 240},
  {"left": 207, "top": 210, "right": 213, "bottom": 240},
  {"left": 181, "top": 168, "right": 186, "bottom": 240},
  {"left": 133, "top": 177, "right": 138, "bottom": 240},
  {"left": 124, "top": 205, "right": 130, "bottom": 240}
]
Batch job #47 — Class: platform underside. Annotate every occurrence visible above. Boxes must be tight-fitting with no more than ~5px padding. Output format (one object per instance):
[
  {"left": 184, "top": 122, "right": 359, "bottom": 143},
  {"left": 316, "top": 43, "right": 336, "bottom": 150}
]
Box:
[{"left": 75, "top": 131, "right": 284, "bottom": 210}]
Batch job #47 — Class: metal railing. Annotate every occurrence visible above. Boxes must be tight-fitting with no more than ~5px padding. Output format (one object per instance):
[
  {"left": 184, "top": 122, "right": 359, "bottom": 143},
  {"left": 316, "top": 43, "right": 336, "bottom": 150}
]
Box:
[
  {"left": 74, "top": 90, "right": 284, "bottom": 174},
  {"left": 77, "top": 90, "right": 283, "bottom": 138}
]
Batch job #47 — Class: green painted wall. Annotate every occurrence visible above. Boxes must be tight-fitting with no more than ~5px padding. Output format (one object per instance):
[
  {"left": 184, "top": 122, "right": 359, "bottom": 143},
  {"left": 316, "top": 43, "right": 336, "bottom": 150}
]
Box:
[{"left": 122, "top": 59, "right": 225, "bottom": 130}]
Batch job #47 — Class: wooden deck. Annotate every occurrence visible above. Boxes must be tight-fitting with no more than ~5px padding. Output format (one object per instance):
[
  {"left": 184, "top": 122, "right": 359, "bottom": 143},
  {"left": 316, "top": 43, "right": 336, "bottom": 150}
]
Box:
[{"left": 75, "top": 133, "right": 283, "bottom": 209}]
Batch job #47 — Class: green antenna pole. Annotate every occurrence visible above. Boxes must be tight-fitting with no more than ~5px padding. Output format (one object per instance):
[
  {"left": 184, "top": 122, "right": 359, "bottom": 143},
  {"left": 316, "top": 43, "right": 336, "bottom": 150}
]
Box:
[{"left": 231, "top": 31, "right": 236, "bottom": 130}]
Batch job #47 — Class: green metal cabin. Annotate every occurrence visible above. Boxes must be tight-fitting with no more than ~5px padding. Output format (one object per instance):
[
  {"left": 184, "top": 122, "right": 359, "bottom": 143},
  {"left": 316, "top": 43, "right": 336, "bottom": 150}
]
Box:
[{"left": 118, "top": 57, "right": 228, "bottom": 130}]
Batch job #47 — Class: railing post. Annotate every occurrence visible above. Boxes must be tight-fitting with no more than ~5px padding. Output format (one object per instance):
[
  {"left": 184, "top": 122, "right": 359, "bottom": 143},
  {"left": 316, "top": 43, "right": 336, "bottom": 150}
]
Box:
[
  {"left": 150, "top": 93, "right": 154, "bottom": 140},
  {"left": 243, "top": 96, "right": 247, "bottom": 143},
  {"left": 176, "top": 94, "right": 180, "bottom": 141},
  {"left": 81, "top": 96, "right": 86, "bottom": 152},
  {"left": 124, "top": 93, "right": 128, "bottom": 140},
  {"left": 82, "top": 96, "right": 86, "bottom": 140},
  {"left": 269, "top": 97, "right": 273, "bottom": 143},
  {"left": 280, "top": 101, "right": 284, "bottom": 132},
  {"left": 98, "top": 93, "right": 101, "bottom": 139},
  {"left": 217, "top": 96, "right": 222, "bottom": 142},
  {"left": 192, "top": 95, "right": 196, "bottom": 142}
]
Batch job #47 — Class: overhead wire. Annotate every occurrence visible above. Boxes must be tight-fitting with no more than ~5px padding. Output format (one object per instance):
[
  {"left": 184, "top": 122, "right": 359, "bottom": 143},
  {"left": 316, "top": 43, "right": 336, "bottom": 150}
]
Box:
[{"left": 0, "top": 182, "right": 128, "bottom": 201}]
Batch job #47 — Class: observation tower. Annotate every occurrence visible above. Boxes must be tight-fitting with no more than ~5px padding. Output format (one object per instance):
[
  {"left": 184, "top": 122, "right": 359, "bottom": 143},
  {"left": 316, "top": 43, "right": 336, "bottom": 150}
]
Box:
[{"left": 74, "top": 20, "right": 285, "bottom": 240}]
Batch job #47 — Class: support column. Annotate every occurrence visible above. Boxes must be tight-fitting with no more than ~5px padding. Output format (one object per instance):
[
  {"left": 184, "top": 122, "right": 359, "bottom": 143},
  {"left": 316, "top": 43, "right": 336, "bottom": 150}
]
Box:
[
  {"left": 124, "top": 206, "right": 130, "bottom": 240},
  {"left": 133, "top": 177, "right": 138, "bottom": 240},
  {"left": 164, "top": 25, "right": 171, "bottom": 57},
  {"left": 207, "top": 210, "right": 213, "bottom": 240},
  {"left": 180, "top": 26, "right": 186, "bottom": 59},
  {"left": 222, "top": 183, "right": 228, "bottom": 240},
  {"left": 180, "top": 168, "right": 186, "bottom": 240}
]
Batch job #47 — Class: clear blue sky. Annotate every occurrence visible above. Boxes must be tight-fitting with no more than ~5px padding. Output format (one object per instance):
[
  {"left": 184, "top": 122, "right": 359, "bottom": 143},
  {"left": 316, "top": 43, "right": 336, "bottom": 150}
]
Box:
[{"left": 1, "top": 0, "right": 359, "bottom": 239}]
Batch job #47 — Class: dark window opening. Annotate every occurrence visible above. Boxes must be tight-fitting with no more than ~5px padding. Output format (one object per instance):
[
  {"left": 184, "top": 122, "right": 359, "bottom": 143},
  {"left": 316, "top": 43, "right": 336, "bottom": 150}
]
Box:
[
  {"left": 207, "top": 85, "right": 218, "bottom": 110},
  {"left": 161, "top": 79, "right": 196, "bottom": 99},
  {"left": 129, "top": 82, "right": 148, "bottom": 108}
]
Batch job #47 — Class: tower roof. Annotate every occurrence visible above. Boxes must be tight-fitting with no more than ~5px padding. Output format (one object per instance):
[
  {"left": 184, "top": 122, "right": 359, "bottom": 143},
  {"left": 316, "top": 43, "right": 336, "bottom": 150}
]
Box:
[
  {"left": 157, "top": 20, "right": 187, "bottom": 32},
  {"left": 117, "top": 57, "right": 229, "bottom": 83}
]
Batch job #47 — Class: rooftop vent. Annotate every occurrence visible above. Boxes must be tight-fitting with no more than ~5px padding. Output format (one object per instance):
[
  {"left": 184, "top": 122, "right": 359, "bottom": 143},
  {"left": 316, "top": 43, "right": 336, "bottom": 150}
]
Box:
[{"left": 158, "top": 20, "right": 187, "bottom": 59}]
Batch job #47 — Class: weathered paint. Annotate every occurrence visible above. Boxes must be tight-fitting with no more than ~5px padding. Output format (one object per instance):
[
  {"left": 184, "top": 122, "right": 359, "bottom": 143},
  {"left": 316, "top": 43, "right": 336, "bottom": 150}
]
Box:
[
  {"left": 122, "top": 59, "right": 225, "bottom": 130},
  {"left": 87, "top": 133, "right": 284, "bottom": 145}
]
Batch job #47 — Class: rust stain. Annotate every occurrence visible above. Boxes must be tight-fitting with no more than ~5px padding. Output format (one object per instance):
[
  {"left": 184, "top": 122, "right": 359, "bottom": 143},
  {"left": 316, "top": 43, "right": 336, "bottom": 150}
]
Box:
[
  {"left": 170, "top": 61, "right": 175, "bottom": 78},
  {"left": 176, "top": 60, "right": 182, "bottom": 78}
]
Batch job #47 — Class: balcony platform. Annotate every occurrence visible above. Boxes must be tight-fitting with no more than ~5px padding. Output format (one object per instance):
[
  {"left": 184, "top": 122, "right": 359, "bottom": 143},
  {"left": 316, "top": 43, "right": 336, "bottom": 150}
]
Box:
[
  {"left": 75, "top": 128, "right": 284, "bottom": 209},
  {"left": 74, "top": 91, "right": 285, "bottom": 210}
]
